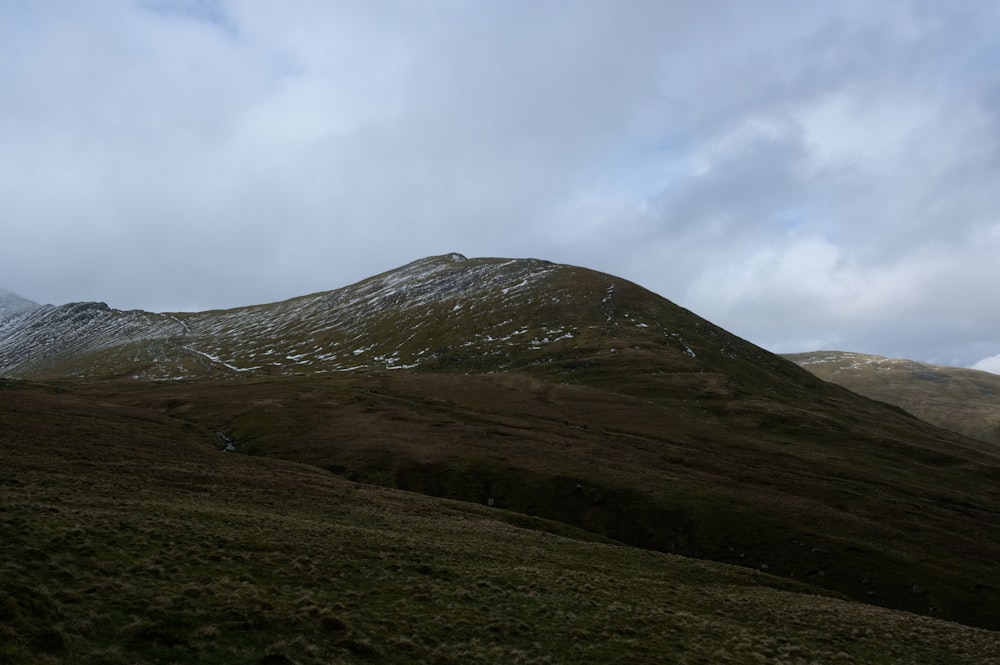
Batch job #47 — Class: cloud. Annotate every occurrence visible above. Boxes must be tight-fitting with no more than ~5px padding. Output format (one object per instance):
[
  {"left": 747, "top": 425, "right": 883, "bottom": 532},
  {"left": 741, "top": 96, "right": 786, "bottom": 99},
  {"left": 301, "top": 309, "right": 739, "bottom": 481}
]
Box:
[
  {"left": 972, "top": 355, "right": 1000, "bottom": 375},
  {"left": 1, "top": 1, "right": 999, "bottom": 367}
]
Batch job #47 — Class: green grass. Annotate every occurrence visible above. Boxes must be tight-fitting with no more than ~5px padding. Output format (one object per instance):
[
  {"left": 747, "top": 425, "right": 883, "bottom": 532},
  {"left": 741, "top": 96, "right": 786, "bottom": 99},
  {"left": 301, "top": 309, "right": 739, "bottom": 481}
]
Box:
[{"left": 3, "top": 381, "right": 1000, "bottom": 664}]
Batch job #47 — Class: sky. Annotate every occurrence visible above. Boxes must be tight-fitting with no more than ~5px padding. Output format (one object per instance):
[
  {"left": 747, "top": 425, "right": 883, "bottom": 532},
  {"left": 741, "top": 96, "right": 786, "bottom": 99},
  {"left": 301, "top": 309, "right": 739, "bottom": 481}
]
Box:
[{"left": 2, "top": 1, "right": 999, "bottom": 373}]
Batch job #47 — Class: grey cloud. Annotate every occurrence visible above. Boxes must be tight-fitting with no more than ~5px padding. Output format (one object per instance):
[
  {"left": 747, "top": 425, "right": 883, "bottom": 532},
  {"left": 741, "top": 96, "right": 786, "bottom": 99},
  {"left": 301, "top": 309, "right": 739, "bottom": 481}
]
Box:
[{"left": 1, "top": 1, "right": 999, "bottom": 368}]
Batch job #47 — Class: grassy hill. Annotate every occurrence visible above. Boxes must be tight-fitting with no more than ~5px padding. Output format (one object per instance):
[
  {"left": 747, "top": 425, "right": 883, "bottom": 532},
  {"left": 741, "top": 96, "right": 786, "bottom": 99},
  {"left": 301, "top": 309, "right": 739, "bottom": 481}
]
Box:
[
  {"left": 3, "top": 379, "right": 1000, "bottom": 665},
  {"left": 5, "top": 256, "right": 1000, "bottom": 659},
  {"left": 785, "top": 351, "right": 1000, "bottom": 444}
]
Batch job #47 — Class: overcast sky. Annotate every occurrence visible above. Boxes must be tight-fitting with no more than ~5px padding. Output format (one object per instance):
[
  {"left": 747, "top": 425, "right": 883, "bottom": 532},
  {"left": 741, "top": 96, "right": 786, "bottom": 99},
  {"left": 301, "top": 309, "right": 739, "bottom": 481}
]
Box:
[{"left": 2, "top": 1, "right": 999, "bottom": 372}]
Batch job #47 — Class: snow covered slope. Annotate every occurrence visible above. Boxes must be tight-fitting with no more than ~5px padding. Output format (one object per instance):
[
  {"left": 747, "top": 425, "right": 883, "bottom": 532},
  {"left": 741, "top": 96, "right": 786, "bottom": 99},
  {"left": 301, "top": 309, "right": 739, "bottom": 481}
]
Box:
[{"left": 0, "top": 254, "right": 815, "bottom": 394}]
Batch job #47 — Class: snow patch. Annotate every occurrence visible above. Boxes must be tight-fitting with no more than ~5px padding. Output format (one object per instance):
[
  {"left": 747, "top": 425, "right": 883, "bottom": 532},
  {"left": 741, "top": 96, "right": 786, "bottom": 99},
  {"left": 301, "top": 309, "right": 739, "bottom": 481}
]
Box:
[
  {"left": 181, "top": 346, "right": 261, "bottom": 373},
  {"left": 670, "top": 332, "right": 697, "bottom": 358}
]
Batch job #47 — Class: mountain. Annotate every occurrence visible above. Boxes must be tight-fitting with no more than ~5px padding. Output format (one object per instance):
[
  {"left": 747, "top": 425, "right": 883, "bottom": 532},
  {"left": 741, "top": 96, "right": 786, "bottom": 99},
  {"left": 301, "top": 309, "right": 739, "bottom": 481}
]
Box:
[
  {"left": 0, "top": 288, "right": 40, "bottom": 327},
  {"left": 4, "top": 254, "right": 1000, "bottom": 636},
  {"left": 785, "top": 351, "right": 1000, "bottom": 444},
  {"left": 1, "top": 252, "right": 792, "bottom": 384}
]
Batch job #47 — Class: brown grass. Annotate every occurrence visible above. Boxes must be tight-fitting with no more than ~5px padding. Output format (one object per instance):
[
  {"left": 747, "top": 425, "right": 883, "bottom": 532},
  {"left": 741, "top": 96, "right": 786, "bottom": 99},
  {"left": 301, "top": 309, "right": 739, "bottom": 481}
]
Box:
[
  {"left": 2, "top": 378, "right": 1000, "bottom": 664},
  {"left": 56, "top": 369, "right": 1000, "bottom": 629}
]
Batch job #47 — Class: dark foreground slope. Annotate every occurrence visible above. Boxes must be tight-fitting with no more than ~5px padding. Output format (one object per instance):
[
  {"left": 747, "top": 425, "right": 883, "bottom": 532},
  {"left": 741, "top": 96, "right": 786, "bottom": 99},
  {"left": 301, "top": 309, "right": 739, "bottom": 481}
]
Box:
[
  {"left": 786, "top": 351, "right": 1000, "bottom": 444},
  {"left": 25, "top": 369, "right": 1000, "bottom": 634},
  {"left": 3, "top": 381, "right": 1000, "bottom": 665}
]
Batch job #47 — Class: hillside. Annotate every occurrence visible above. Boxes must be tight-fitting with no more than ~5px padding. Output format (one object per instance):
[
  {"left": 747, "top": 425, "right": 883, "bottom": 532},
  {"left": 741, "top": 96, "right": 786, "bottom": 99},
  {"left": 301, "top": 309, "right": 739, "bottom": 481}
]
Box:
[
  {"left": 0, "top": 254, "right": 824, "bottom": 392},
  {"left": 785, "top": 351, "right": 1000, "bottom": 444},
  {"left": 4, "top": 255, "right": 1000, "bottom": 636},
  {"left": 3, "top": 379, "right": 1000, "bottom": 664}
]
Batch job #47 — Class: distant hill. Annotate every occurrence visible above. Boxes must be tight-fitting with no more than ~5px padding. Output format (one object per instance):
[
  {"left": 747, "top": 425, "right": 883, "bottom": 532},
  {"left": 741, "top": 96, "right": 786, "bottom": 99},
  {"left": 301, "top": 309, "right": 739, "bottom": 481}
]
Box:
[
  {"left": 0, "top": 288, "right": 39, "bottom": 327},
  {"left": 4, "top": 255, "right": 1000, "bottom": 635},
  {"left": 785, "top": 351, "right": 1000, "bottom": 444}
]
